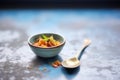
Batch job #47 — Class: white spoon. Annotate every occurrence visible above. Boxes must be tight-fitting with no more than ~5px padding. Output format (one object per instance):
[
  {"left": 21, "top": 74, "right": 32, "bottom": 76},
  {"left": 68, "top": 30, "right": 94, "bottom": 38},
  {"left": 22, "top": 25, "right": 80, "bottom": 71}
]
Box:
[{"left": 61, "top": 39, "right": 91, "bottom": 68}]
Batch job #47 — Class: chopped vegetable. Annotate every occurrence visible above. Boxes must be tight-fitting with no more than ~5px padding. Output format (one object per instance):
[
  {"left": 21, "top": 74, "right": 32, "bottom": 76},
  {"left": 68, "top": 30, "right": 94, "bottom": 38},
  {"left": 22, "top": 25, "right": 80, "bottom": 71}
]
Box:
[{"left": 33, "top": 35, "right": 61, "bottom": 48}]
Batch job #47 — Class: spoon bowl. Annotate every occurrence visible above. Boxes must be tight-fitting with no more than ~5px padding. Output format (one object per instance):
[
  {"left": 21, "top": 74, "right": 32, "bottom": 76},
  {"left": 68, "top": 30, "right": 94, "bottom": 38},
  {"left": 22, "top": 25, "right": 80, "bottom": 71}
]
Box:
[
  {"left": 62, "top": 57, "right": 80, "bottom": 68},
  {"left": 62, "top": 39, "right": 91, "bottom": 68}
]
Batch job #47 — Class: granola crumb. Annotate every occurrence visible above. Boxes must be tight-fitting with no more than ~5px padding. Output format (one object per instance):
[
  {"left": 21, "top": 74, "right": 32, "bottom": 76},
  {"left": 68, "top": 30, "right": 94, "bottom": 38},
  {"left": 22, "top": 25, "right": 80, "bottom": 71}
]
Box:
[{"left": 51, "top": 60, "right": 61, "bottom": 68}]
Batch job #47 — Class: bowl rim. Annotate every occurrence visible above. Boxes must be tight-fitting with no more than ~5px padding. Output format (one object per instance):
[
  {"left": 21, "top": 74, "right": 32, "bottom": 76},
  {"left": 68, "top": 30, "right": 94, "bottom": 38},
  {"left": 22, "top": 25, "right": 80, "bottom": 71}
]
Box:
[{"left": 28, "top": 33, "right": 66, "bottom": 49}]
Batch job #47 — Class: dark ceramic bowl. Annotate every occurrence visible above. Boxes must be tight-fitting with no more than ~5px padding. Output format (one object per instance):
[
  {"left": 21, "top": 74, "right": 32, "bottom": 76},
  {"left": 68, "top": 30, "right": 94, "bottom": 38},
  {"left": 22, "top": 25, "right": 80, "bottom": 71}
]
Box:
[{"left": 28, "top": 33, "right": 65, "bottom": 58}]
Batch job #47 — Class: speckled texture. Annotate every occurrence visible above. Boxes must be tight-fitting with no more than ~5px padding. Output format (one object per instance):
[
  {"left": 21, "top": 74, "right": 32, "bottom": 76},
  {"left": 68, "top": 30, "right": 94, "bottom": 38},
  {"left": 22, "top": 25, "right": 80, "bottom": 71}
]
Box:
[{"left": 0, "top": 10, "right": 120, "bottom": 80}]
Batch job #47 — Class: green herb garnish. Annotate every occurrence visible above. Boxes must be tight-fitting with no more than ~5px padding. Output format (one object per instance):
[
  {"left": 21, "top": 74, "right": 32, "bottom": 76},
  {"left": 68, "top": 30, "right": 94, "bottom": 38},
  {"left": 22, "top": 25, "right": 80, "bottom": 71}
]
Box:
[{"left": 42, "top": 34, "right": 49, "bottom": 41}]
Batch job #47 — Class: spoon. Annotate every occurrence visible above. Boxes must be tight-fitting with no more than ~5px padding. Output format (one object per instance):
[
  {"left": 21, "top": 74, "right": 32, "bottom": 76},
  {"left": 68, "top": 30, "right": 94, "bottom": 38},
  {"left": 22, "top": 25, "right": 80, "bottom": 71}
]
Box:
[{"left": 61, "top": 39, "right": 91, "bottom": 68}]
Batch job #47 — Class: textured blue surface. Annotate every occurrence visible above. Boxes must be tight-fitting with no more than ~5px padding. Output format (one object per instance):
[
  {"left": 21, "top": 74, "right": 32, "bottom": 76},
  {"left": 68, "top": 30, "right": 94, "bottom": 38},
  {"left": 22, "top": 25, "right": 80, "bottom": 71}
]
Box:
[{"left": 0, "top": 9, "right": 120, "bottom": 80}]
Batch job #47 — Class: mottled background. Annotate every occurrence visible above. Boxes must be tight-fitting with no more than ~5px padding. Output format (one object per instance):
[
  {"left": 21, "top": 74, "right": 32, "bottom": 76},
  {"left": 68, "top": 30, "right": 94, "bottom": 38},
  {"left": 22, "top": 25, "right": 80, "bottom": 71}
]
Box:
[{"left": 0, "top": 10, "right": 120, "bottom": 80}]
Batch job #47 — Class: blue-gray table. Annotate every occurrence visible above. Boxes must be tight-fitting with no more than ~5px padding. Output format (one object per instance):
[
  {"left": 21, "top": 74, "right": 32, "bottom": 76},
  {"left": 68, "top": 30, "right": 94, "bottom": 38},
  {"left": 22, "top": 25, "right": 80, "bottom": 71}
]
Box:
[{"left": 0, "top": 10, "right": 120, "bottom": 80}]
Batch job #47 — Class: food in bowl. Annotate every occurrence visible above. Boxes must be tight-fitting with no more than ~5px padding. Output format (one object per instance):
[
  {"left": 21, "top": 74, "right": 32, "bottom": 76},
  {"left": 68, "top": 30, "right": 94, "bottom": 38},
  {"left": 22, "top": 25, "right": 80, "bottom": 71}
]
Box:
[
  {"left": 33, "top": 35, "right": 61, "bottom": 48},
  {"left": 28, "top": 33, "right": 65, "bottom": 58}
]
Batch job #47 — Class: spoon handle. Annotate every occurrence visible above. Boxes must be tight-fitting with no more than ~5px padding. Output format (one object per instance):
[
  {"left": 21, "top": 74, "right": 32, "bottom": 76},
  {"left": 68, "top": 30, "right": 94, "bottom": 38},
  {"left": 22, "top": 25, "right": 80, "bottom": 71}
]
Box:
[{"left": 75, "top": 39, "right": 91, "bottom": 59}]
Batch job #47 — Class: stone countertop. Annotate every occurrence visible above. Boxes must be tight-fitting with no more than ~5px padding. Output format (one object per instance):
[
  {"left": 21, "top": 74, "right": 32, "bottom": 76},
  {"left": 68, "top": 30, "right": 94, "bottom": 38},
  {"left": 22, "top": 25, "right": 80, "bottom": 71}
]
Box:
[{"left": 0, "top": 10, "right": 120, "bottom": 80}]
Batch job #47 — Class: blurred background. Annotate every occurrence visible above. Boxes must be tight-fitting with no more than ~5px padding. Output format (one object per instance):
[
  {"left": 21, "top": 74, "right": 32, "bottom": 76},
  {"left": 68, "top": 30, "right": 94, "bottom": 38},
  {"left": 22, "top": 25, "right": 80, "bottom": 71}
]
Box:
[
  {"left": 0, "top": 0, "right": 120, "bottom": 9},
  {"left": 0, "top": 1, "right": 120, "bottom": 80}
]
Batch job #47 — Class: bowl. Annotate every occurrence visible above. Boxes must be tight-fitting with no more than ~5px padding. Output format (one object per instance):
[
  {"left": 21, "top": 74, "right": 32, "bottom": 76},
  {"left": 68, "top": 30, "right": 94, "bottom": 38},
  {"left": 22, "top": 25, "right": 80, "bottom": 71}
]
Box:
[{"left": 28, "top": 33, "right": 65, "bottom": 58}]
